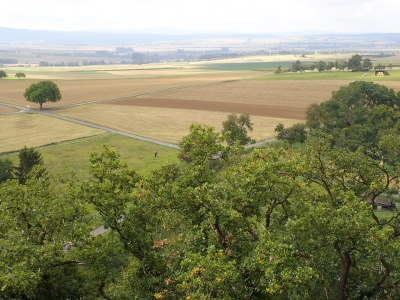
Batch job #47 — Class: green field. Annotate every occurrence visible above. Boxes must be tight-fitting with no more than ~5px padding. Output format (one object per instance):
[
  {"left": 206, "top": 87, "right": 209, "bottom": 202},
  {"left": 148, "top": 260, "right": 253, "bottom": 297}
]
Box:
[
  {"left": 3, "top": 134, "right": 181, "bottom": 179},
  {"left": 198, "top": 62, "right": 294, "bottom": 71}
]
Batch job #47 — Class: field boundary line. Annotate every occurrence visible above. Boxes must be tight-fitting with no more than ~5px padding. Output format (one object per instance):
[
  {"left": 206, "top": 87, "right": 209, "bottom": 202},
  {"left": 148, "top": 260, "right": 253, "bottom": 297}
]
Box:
[
  {"left": 0, "top": 133, "right": 112, "bottom": 155},
  {"left": 33, "top": 110, "right": 182, "bottom": 149}
]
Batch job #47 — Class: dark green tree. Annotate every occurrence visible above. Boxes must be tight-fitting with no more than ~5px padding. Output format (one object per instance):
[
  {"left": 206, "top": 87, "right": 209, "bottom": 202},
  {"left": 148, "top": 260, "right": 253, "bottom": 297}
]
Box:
[
  {"left": 15, "top": 72, "right": 26, "bottom": 78},
  {"left": 316, "top": 60, "right": 326, "bottom": 72},
  {"left": 362, "top": 57, "right": 373, "bottom": 70},
  {"left": 23, "top": 80, "right": 61, "bottom": 110},
  {"left": 347, "top": 54, "right": 362, "bottom": 71},
  {"left": 274, "top": 123, "right": 307, "bottom": 147},
  {"left": 0, "top": 70, "right": 7, "bottom": 78},
  {"left": 222, "top": 113, "right": 254, "bottom": 146},
  {"left": 325, "top": 61, "right": 334, "bottom": 71},
  {"left": 14, "top": 146, "right": 46, "bottom": 184},
  {"left": 0, "top": 157, "right": 13, "bottom": 183},
  {"left": 275, "top": 65, "right": 282, "bottom": 74}
]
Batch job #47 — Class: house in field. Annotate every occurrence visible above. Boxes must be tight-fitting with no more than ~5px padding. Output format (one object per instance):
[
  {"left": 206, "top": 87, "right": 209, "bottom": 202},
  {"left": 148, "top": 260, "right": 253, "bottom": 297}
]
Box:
[{"left": 366, "top": 197, "right": 393, "bottom": 210}]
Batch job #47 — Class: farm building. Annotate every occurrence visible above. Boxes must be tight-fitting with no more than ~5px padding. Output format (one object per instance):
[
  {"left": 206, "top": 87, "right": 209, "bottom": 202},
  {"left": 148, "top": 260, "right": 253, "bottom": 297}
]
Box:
[{"left": 366, "top": 197, "right": 393, "bottom": 210}]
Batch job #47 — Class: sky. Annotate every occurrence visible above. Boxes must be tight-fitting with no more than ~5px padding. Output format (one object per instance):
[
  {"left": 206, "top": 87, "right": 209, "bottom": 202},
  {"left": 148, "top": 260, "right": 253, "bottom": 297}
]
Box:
[{"left": 1, "top": 0, "right": 399, "bottom": 34}]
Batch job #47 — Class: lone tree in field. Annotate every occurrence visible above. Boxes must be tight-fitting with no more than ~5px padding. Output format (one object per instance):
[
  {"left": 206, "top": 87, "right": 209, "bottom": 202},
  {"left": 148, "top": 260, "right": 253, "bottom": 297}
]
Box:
[
  {"left": 23, "top": 80, "right": 61, "bottom": 110},
  {"left": 222, "top": 113, "right": 254, "bottom": 146},
  {"left": 0, "top": 70, "right": 7, "bottom": 78},
  {"left": 15, "top": 72, "right": 26, "bottom": 79}
]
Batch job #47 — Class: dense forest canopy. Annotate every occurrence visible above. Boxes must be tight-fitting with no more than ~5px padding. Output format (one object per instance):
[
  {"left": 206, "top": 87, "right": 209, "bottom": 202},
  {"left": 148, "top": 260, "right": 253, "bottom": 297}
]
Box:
[{"left": 1, "top": 81, "right": 400, "bottom": 299}]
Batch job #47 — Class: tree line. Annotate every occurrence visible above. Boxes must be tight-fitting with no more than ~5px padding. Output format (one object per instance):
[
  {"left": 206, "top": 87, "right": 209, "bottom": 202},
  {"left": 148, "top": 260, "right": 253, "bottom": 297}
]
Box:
[
  {"left": 1, "top": 82, "right": 400, "bottom": 299},
  {"left": 276, "top": 54, "right": 394, "bottom": 74}
]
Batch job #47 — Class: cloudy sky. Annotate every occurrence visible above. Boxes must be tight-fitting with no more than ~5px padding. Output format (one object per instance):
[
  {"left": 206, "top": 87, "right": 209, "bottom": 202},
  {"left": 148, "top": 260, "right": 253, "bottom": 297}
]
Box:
[{"left": 1, "top": 0, "right": 399, "bottom": 34}]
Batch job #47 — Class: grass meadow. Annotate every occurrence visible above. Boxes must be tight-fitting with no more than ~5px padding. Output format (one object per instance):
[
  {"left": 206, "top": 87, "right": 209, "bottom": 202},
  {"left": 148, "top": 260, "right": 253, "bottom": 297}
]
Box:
[{"left": 3, "top": 133, "right": 181, "bottom": 179}]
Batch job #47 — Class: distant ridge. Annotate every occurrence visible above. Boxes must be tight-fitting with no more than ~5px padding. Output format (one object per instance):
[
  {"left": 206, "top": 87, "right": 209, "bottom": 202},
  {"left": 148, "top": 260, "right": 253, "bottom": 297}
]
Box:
[
  {"left": 0, "top": 26, "right": 399, "bottom": 45},
  {"left": 0, "top": 26, "right": 277, "bottom": 44}
]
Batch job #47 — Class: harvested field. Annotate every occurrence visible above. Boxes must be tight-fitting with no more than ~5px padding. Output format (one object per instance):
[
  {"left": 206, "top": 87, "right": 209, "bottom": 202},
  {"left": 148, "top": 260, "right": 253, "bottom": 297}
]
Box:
[
  {"left": 0, "top": 105, "right": 18, "bottom": 114},
  {"left": 0, "top": 114, "right": 105, "bottom": 153},
  {"left": 0, "top": 76, "right": 240, "bottom": 108},
  {"left": 137, "top": 80, "right": 400, "bottom": 108},
  {"left": 55, "top": 104, "right": 299, "bottom": 144}
]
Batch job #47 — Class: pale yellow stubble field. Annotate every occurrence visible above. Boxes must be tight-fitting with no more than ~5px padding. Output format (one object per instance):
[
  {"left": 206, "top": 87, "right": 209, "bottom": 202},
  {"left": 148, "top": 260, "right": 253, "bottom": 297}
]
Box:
[
  {"left": 0, "top": 114, "right": 105, "bottom": 153},
  {"left": 0, "top": 105, "right": 18, "bottom": 113},
  {"left": 0, "top": 75, "right": 243, "bottom": 108},
  {"left": 54, "top": 104, "right": 299, "bottom": 144}
]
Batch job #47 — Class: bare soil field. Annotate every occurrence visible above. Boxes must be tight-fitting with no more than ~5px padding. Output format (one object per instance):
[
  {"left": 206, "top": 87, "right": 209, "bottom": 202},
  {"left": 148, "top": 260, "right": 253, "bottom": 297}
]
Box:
[
  {"left": 0, "top": 114, "right": 105, "bottom": 153},
  {"left": 0, "top": 76, "right": 240, "bottom": 108},
  {"left": 137, "top": 80, "right": 400, "bottom": 108},
  {"left": 55, "top": 104, "right": 299, "bottom": 144}
]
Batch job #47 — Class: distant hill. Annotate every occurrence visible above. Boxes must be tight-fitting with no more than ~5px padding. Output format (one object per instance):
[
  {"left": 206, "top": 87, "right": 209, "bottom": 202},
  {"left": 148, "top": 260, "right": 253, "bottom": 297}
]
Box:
[{"left": 0, "top": 26, "right": 278, "bottom": 45}]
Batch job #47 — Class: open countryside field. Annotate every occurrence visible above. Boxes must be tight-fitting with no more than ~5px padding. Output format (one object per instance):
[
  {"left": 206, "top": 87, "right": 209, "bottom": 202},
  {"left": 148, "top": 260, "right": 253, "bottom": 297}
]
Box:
[
  {"left": 0, "top": 72, "right": 254, "bottom": 108},
  {"left": 137, "top": 80, "right": 353, "bottom": 108},
  {"left": 54, "top": 104, "right": 299, "bottom": 144},
  {"left": 3, "top": 134, "right": 181, "bottom": 179},
  {"left": 0, "top": 114, "right": 105, "bottom": 153},
  {"left": 3, "top": 56, "right": 400, "bottom": 155},
  {"left": 0, "top": 104, "right": 17, "bottom": 113}
]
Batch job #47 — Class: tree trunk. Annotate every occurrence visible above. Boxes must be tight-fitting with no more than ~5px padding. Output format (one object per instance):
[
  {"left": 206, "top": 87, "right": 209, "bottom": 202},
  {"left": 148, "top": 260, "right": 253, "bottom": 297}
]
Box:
[
  {"left": 39, "top": 102, "right": 43, "bottom": 110},
  {"left": 335, "top": 242, "right": 351, "bottom": 300}
]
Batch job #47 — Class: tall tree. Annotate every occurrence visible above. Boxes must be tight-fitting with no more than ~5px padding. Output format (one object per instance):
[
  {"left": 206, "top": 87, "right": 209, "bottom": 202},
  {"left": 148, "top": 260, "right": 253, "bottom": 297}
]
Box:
[
  {"left": 347, "top": 54, "right": 362, "bottom": 71},
  {"left": 14, "top": 146, "right": 46, "bottom": 184},
  {"left": 23, "top": 80, "right": 61, "bottom": 110},
  {"left": 0, "top": 70, "right": 7, "bottom": 78},
  {"left": 362, "top": 57, "right": 373, "bottom": 70},
  {"left": 316, "top": 60, "right": 326, "bottom": 72},
  {"left": 222, "top": 113, "right": 254, "bottom": 146}
]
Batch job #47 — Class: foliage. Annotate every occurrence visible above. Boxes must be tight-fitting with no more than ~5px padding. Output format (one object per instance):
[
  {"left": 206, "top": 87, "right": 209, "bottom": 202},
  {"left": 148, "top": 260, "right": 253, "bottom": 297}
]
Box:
[
  {"left": 0, "top": 157, "right": 13, "bottom": 183},
  {"left": 3, "top": 122, "right": 400, "bottom": 299},
  {"left": 14, "top": 146, "right": 47, "bottom": 184},
  {"left": 15, "top": 72, "right": 26, "bottom": 78},
  {"left": 23, "top": 80, "right": 61, "bottom": 110},
  {"left": 0, "top": 169, "right": 92, "bottom": 299},
  {"left": 306, "top": 81, "right": 400, "bottom": 151},
  {"left": 347, "top": 54, "right": 362, "bottom": 71},
  {"left": 362, "top": 57, "right": 373, "bottom": 70},
  {"left": 0, "top": 70, "right": 8, "bottom": 78},
  {"left": 221, "top": 113, "right": 255, "bottom": 146},
  {"left": 274, "top": 123, "right": 307, "bottom": 147}
]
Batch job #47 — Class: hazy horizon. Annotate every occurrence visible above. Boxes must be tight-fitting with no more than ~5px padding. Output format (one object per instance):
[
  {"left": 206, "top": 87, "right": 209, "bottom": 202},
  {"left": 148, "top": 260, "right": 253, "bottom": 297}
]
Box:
[{"left": 1, "top": 0, "right": 399, "bottom": 35}]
